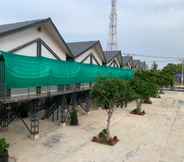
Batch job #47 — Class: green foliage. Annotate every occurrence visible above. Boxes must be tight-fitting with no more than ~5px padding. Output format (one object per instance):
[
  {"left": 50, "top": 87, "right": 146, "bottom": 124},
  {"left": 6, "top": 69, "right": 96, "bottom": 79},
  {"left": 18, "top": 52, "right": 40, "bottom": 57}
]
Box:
[
  {"left": 91, "top": 78, "right": 133, "bottom": 109},
  {"left": 163, "top": 63, "right": 182, "bottom": 74},
  {"left": 0, "top": 138, "right": 9, "bottom": 153},
  {"left": 70, "top": 109, "right": 79, "bottom": 126},
  {"left": 136, "top": 70, "right": 174, "bottom": 89},
  {"left": 162, "top": 63, "right": 183, "bottom": 86},
  {"left": 98, "top": 129, "right": 108, "bottom": 143},
  {"left": 130, "top": 71, "right": 159, "bottom": 101},
  {"left": 158, "top": 70, "right": 175, "bottom": 87},
  {"left": 91, "top": 78, "right": 118, "bottom": 109},
  {"left": 115, "top": 80, "right": 137, "bottom": 108},
  {"left": 147, "top": 69, "right": 174, "bottom": 88},
  {"left": 151, "top": 61, "right": 158, "bottom": 71}
]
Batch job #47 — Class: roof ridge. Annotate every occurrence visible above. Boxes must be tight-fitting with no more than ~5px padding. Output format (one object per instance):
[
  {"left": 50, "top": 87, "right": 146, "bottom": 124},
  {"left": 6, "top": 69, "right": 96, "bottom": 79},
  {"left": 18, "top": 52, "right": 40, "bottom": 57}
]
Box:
[
  {"left": 0, "top": 18, "right": 49, "bottom": 27},
  {"left": 0, "top": 18, "right": 73, "bottom": 57},
  {"left": 67, "top": 40, "right": 98, "bottom": 44}
]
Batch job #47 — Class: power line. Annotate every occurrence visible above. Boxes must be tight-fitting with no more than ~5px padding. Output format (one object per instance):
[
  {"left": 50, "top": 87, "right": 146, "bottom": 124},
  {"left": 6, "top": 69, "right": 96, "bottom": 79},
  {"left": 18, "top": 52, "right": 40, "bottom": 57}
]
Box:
[
  {"left": 145, "top": 60, "right": 179, "bottom": 62},
  {"left": 125, "top": 53, "right": 181, "bottom": 59}
]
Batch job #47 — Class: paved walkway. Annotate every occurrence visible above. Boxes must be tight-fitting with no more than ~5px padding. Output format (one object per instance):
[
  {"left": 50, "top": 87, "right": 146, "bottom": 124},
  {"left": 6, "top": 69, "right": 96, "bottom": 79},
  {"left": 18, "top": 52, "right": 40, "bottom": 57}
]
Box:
[{"left": 1, "top": 91, "right": 184, "bottom": 162}]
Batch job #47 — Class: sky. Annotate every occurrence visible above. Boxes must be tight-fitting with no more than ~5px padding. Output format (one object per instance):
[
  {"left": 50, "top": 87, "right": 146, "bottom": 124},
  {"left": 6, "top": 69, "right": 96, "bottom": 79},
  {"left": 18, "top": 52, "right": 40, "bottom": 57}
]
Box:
[{"left": 0, "top": 0, "right": 184, "bottom": 68}]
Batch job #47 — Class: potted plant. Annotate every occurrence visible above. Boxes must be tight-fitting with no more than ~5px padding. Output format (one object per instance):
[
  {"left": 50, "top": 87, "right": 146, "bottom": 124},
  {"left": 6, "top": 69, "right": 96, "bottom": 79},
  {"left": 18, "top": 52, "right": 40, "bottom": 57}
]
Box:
[
  {"left": 0, "top": 138, "right": 9, "bottom": 162},
  {"left": 70, "top": 108, "right": 79, "bottom": 126}
]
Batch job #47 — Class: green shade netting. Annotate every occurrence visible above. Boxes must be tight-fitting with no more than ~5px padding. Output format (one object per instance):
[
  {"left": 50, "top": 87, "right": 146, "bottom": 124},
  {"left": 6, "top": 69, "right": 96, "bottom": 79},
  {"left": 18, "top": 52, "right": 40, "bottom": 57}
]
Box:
[{"left": 0, "top": 51, "right": 134, "bottom": 89}]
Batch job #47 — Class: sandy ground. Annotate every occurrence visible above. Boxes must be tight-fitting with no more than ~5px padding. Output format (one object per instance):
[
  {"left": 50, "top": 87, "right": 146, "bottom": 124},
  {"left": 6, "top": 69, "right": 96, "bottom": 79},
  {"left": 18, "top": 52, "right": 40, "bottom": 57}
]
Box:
[{"left": 1, "top": 91, "right": 184, "bottom": 162}]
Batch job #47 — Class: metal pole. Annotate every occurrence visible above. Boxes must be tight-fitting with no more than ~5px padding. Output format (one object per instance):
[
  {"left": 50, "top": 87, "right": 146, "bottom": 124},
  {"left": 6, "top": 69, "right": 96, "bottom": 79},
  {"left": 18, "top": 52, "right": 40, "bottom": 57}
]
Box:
[{"left": 182, "top": 59, "right": 184, "bottom": 85}]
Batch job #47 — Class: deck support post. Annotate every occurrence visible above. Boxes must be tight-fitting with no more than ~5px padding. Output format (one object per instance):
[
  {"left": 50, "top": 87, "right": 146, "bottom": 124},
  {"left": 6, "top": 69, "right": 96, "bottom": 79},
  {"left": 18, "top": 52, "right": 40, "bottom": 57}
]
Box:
[
  {"left": 85, "top": 94, "right": 92, "bottom": 113},
  {"left": 71, "top": 93, "right": 78, "bottom": 110},
  {"left": 30, "top": 100, "right": 40, "bottom": 140},
  {"left": 0, "top": 104, "right": 9, "bottom": 131},
  {"left": 60, "top": 96, "right": 69, "bottom": 125}
]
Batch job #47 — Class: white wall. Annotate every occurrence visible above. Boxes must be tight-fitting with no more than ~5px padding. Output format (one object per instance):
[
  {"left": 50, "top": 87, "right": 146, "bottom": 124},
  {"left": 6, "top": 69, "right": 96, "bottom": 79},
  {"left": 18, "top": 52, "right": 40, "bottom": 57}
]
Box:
[
  {"left": 0, "top": 25, "right": 67, "bottom": 60},
  {"left": 75, "top": 48, "right": 103, "bottom": 65},
  {"left": 107, "top": 57, "right": 121, "bottom": 67},
  {"left": 42, "top": 45, "right": 57, "bottom": 60}
]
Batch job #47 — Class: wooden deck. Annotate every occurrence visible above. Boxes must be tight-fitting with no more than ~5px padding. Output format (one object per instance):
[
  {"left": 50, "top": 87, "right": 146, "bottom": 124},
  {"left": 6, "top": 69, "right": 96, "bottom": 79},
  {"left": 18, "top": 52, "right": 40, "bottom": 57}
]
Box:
[{"left": 0, "top": 87, "right": 90, "bottom": 104}]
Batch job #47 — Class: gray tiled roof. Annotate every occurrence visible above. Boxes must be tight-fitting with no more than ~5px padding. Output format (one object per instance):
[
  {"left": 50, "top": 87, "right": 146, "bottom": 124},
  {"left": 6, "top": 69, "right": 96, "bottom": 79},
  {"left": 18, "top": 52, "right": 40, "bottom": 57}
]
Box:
[
  {"left": 122, "top": 56, "right": 133, "bottom": 65},
  {"left": 133, "top": 59, "right": 141, "bottom": 66},
  {"left": 67, "top": 41, "right": 98, "bottom": 56},
  {"left": 0, "top": 18, "right": 49, "bottom": 36},
  {"left": 0, "top": 18, "right": 73, "bottom": 57},
  {"left": 104, "top": 50, "right": 121, "bottom": 62},
  {"left": 139, "top": 61, "right": 147, "bottom": 70}
]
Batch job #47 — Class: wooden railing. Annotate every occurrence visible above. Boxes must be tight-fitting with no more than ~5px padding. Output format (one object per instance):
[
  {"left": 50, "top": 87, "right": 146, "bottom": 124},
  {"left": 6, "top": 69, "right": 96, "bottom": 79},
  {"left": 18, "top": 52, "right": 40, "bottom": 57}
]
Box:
[{"left": 0, "top": 85, "right": 91, "bottom": 104}]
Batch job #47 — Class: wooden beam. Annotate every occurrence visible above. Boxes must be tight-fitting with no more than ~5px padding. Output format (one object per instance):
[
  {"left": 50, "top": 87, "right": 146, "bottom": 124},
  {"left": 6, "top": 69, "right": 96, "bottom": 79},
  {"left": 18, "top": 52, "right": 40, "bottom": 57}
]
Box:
[
  {"left": 91, "top": 55, "right": 100, "bottom": 65},
  {"left": 40, "top": 39, "right": 61, "bottom": 60},
  {"left": 81, "top": 55, "right": 91, "bottom": 63},
  {"left": 81, "top": 53, "right": 101, "bottom": 65},
  {"left": 9, "top": 39, "right": 38, "bottom": 53}
]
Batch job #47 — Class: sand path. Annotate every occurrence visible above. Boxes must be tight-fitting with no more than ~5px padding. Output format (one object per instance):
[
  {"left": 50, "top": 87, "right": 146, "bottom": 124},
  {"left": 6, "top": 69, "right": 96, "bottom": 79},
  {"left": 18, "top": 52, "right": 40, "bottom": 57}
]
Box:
[{"left": 1, "top": 91, "right": 184, "bottom": 162}]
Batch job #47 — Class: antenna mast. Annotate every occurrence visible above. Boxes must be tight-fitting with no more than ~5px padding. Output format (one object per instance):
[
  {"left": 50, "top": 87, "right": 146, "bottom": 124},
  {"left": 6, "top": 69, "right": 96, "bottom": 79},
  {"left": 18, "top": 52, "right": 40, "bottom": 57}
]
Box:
[{"left": 107, "top": 0, "right": 118, "bottom": 51}]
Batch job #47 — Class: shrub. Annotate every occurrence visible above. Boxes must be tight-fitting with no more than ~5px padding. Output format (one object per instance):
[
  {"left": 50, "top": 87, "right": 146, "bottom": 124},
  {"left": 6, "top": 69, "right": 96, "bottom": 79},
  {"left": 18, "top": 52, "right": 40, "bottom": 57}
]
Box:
[
  {"left": 70, "top": 109, "right": 79, "bottom": 126},
  {"left": 98, "top": 129, "right": 108, "bottom": 143},
  {"left": 0, "top": 138, "right": 9, "bottom": 154}
]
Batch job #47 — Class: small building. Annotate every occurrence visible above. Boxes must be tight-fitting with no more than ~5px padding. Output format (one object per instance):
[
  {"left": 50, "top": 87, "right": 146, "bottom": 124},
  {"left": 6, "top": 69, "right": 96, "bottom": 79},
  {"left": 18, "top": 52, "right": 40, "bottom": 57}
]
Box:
[
  {"left": 0, "top": 18, "right": 73, "bottom": 97},
  {"left": 122, "top": 56, "right": 133, "bottom": 69},
  {"left": 139, "top": 61, "right": 147, "bottom": 71},
  {"left": 132, "top": 59, "right": 141, "bottom": 69},
  {"left": 132, "top": 59, "right": 147, "bottom": 70},
  {"left": 104, "top": 50, "right": 122, "bottom": 68},
  {"left": 0, "top": 18, "right": 72, "bottom": 60},
  {"left": 67, "top": 41, "right": 106, "bottom": 66}
]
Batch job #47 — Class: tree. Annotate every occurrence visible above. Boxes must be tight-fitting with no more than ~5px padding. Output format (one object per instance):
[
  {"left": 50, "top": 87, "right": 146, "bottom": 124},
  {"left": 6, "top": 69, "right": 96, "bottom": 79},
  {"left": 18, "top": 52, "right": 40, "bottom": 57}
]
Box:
[
  {"left": 151, "top": 61, "right": 158, "bottom": 71},
  {"left": 163, "top": 63, "right": 182, "bottom": 75},
  {"left": 157, "top": 70, "right": 175, "bottom": 88},
  {"left": 130, "top": 71, "right": 159, "bottom": 114},
  {"left": 114, "top": 79, "right": 136, "bottom": 108},
  {"left": 145, "top": 70, "right": 172, "bottom": 89},
  {"left": 162, "top": 63, "right": 181, "bottom": 86},
  {"left": 91, "top": 78, "right": 131, "bottom": 139}
]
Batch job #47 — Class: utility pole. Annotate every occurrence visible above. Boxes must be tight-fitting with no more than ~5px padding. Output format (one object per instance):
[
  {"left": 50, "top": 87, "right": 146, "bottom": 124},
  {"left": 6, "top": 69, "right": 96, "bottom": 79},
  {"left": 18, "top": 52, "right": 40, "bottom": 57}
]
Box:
[
  {"left": 181, "top": 58, "right": 184, "bottom": 85},
  {"left": 179, "top": 58, "right": 184, "bottom": 85},
  {"left": 107, "top": 0, "right": 118, "bottom": 51}
]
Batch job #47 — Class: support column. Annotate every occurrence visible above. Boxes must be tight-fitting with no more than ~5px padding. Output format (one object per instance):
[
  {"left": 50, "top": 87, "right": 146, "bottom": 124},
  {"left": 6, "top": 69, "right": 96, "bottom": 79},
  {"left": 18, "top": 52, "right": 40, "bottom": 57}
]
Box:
[
  {"left": 71, "top": 94, "right": 77, "bottom": 109},
  {"left": 30, "top": 100, "right": 39, "bottom": 140},
  {"left": 0, "top": 104, "right": 8, "bottom": 130},
  {"left": 70, "top": 94, "right": 79, "bottom": 126},
  {"left": 85, "top": 93, "right": 92, "bottom": 113},
  {"left": 60, "top": 96, "right": 69, "bottom": 126},
  {"left": 36, "top": 39, "right": 42, "bottom": 96}
]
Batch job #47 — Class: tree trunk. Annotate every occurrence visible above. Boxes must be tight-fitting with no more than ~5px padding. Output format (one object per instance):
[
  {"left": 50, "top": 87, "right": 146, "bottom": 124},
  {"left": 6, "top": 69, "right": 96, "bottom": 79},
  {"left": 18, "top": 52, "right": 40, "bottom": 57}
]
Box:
[
  {"left": 106, "top": 109, "right": 113, "bottom": 139},
  {"left": 160, "top": 88, "right": 164, "bottom": 94},
  {"left": 136, "top": 99, "right": 142, "bottom": 113}
]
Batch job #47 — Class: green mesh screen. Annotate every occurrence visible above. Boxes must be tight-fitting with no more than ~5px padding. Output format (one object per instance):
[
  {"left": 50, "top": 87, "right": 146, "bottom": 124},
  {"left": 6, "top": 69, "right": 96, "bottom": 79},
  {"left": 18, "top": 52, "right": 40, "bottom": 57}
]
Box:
[{"left": 0, "top": 51, "right": 134, "bottom": 88}]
